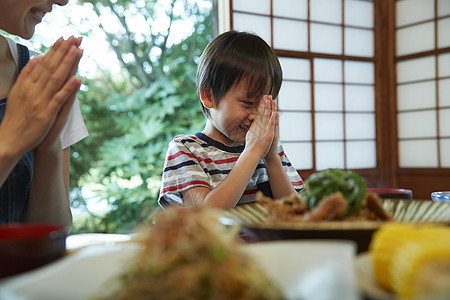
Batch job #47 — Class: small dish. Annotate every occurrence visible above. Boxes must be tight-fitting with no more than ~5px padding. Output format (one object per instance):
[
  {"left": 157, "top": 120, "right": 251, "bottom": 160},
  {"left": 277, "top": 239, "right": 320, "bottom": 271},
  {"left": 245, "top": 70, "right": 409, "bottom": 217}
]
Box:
[
  {"left": 431, "top": 191, "right": 450, "bottom": 202},
  {"left": 355, "top": 252, "right": 397, "bottom": 300},
  {"left": 0, "top": 223, "right": 68, "bottom": 278},
  {"left": 366, "top": 188, "right": 412, "bottom": 199}
]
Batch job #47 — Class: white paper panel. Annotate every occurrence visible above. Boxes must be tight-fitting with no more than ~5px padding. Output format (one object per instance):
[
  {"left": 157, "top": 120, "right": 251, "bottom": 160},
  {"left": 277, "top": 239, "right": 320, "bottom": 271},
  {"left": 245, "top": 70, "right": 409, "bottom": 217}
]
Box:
[
  {"left": 441, "top": 138, "right": 450, "bottom": 167},
  {"left": 439, "top": 53, "right": 450, "bottom": 77},
  {"left": 344, "top": 28, "right": 374, "bottom": 57},
  {"left": 279, "top": 112, "right": 312, "bottom": 141},
  {"left": 399, "top": 139, "right": 438, "bottom": 167},
  {"left": 346, "top": 141, "right": 376, "bottom": 169},
  {"left": 273, "top": 0, "right": 308, "bottom": 19},
  {"left": 310, "top": 0, "right": 342, "bottom": 24},
  {"left": 311, "top": 23, "right": 342, "bottom": 55},
  {"left": 279, "top": 58, "right": 310, "bottom": 81},
  {"left": 397, "top": 81, "right": 437, "bottom": 111},
  {"left": 314, "top": 58, "right": 342, "bottom": 83},
  {"left": 232, "top": 13, "right": 271, "bottom": 45},
  {"left": 439, "top": 0, "right": 450, "bottom": 17},
  {"left": 439, "top": 108, "right": 450, "bottom": 136},
  {"left": 439, "top": 79, "right": 450, "bottom": 107},
  {"left": 344, "top": 61, "right": 374, "bottom": 84},
  {"left": 282, "top": 142, "right": 313, "bottom": 169},
  {"left": 278, "top": 81, "right": 311, "bottom": 111},
  {"left": 345, "top": 85, "right": 375, "bottom": 112},
  {"left": 396, "top": 0, "right": 434, "bottom": 27},
  {"left": 344, "top": 0, "right": 373, "bottom": 28},
  {"left": 396, "top": 22, "right": 434, "bottom": 56},
  {"left": 316, "top": 141, "right": 345, "bottom": 170},
  {"left": 345, "top": 113, "right": 375, "bottom": 139},
  {"left": 314, "top": 83, "right": 343, "bottom": 111},
  {"left": 315, "top": 112, "right": 344, "bottom": 140},
  {"left": 273, "top": 18, "right": 308, "bottom": 51},
  {"left": 438, "top": 18, "right": 450, "bottom": 48},
  {"left": 232, "top": 0, "right": 270, "bottom": 14},
  {"left": 398, "top": 111, "right": 437, "bottom": 139},
  {"left": 397, "top": 56, "right": 436, "bottom": 83}
]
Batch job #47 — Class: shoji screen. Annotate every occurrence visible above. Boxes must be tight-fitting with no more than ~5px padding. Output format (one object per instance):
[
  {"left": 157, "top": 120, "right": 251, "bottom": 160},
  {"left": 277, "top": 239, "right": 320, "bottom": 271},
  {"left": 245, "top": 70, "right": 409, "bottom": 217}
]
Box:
[
  {"left": 396, "top": 0, "right": 450, "bottom": 168},
  {"left": 229, "top": 0, "right": 376, "bottom": 172}
]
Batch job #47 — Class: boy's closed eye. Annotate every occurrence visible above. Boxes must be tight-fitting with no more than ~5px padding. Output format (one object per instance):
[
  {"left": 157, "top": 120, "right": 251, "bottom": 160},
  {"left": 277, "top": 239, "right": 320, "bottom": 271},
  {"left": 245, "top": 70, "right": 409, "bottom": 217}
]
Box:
[{"left": 241, "top": 100, "right": 255, "bottom": 107}]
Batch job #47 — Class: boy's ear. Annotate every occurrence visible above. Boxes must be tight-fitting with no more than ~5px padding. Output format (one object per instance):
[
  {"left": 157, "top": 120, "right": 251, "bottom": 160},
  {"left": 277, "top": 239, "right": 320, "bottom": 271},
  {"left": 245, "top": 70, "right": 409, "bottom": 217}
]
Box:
[{"left": 199, "top": 88, "right": 214, "bottom": 108}]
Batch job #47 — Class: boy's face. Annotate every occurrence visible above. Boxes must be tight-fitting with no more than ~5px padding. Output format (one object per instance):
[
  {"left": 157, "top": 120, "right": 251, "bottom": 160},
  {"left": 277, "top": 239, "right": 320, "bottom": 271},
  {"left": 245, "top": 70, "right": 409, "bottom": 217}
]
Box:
[{"left": 207, "top": 79, "right": 262, "bottom": 146}]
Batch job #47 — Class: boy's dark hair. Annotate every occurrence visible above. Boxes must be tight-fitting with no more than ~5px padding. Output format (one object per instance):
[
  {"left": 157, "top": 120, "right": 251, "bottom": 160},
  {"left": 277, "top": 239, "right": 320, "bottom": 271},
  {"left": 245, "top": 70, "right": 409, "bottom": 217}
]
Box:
[{"left": 196, "top": 30, "right": 283, "bottom": 118}]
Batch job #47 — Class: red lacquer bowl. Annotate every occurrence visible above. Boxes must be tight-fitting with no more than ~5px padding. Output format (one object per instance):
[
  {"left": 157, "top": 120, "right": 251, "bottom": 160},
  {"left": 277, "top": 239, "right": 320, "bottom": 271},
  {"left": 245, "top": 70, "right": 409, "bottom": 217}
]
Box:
[
  {"left": 0, "top": 223, "right": 68, "bottom": 278},
  {"left": 366, "top": 188, "right": 413, "bottom": 200}
]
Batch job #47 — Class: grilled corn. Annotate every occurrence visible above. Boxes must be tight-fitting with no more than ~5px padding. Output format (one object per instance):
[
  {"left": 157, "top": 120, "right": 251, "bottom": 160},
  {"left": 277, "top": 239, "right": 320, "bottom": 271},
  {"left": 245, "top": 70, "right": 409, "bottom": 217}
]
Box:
[{"left": 370, "top": 223, "right": 450, "bottom": 299}]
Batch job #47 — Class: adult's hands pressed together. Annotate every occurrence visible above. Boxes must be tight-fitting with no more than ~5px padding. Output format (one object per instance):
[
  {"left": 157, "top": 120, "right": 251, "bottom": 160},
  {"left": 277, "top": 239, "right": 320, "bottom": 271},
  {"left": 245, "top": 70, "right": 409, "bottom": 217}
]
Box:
[{"left": 0, "top": 36, "right": 83, "bottom": 187}]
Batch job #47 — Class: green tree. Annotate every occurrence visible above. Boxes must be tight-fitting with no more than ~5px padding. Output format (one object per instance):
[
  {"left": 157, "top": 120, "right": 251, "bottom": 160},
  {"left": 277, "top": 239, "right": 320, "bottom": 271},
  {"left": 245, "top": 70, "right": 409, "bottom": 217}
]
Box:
[{"left": 69, "top": 0, "right": 212, "bottom": 233}]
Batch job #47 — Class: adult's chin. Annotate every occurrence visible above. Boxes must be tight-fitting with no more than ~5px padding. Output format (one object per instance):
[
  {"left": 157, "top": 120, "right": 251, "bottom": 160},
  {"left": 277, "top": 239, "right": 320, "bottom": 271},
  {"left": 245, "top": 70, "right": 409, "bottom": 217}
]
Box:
[{"left": 20, "top": 23, "right": 37, "bottom": 39}]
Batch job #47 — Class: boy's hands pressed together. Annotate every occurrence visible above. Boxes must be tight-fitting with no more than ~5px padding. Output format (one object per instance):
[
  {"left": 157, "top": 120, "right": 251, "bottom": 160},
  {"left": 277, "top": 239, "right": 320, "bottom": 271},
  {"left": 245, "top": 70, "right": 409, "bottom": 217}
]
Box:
[
  {"left": 244, "top": 95, "right": 278, "bottom": 160},
  {"left": 263, "top": 96, "right": 280, "bottom": 162}
]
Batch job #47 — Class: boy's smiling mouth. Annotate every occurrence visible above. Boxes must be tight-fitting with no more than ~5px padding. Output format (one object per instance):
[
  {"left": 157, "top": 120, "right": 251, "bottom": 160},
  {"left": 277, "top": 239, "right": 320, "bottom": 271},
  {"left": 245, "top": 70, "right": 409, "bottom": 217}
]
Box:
[{"left": 239, "top": 125, "right": 249, "bottom": 131}]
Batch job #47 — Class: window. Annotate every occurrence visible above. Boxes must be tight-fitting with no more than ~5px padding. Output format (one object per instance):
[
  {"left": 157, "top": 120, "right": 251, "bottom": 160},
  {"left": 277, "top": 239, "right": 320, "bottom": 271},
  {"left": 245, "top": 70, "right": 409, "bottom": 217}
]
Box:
[{"left": 396, "top": 0, "right": 450, "bottom": 168}]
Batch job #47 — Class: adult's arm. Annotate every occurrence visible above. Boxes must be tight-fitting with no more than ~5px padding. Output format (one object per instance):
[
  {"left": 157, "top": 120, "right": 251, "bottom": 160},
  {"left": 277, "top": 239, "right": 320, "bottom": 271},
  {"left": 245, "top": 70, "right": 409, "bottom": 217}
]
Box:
[{"left": 28, "top": 146, "right": 72, "bottom": 226}]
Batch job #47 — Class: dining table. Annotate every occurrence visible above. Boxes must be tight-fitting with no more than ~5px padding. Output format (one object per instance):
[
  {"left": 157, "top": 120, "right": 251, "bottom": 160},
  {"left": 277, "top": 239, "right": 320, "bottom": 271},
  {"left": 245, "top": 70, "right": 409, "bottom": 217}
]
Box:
[{"left": 1, "top": 196, "right": 449, "bottom": 300}]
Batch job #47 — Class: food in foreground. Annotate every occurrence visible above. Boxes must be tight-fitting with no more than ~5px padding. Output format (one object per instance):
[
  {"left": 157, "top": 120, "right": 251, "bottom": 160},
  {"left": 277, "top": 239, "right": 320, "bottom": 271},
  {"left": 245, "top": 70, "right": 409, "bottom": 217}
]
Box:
[
  {"left": 370, "top": 223, "right": 450, "bottom": 299},
  {"left": 105, "top": 205, "right": 285, "bottom": 300}
]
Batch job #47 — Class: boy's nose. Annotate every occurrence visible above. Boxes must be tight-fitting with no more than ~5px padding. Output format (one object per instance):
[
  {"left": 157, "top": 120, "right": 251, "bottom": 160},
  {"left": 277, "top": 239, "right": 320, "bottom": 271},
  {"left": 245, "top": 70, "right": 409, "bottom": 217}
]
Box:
[{"left": 248, "top": 111, "right": 256, "bottom": 121}]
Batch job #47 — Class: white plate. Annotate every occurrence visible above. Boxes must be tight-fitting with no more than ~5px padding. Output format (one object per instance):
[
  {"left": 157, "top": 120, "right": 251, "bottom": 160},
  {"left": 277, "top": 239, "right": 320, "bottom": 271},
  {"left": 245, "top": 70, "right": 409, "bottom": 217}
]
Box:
[
  {"left": 0, "top": 240, "right": 359, "bottom": 300},
  {"left": 65, "top": 233, "right": 132, "bottom": 251},
  {"left": 355, "top": 253, "right": 398, "bottom": 300}
]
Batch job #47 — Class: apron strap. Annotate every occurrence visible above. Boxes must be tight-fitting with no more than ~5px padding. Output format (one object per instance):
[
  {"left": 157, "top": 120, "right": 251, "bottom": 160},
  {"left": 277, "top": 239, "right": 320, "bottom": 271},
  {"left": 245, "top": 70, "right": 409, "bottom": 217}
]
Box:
[{"left": 16, "top": 43, "right": 30, "bottom": 74}]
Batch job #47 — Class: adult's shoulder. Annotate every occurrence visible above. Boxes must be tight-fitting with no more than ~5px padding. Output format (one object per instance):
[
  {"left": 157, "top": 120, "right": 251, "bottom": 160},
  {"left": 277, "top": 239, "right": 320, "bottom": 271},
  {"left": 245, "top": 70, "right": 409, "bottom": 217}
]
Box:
[{"left": 3, "top": 35, "right": 42, "bottom": 63}]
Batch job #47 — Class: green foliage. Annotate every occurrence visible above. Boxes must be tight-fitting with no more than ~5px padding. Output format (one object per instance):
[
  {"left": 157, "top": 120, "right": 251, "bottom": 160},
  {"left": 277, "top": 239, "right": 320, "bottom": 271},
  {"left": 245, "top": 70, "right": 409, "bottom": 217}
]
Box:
[
  {"left": 69, "top": 0, "right": 212, "bottom": 233},
  {"left": 301, "top": 168, "right": 367, "bottom": 214}
]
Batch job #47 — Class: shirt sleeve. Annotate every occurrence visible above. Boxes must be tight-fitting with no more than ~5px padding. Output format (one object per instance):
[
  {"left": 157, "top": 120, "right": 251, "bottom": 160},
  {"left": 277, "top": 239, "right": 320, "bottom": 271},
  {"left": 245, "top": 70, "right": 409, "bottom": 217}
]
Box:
[
  {"left": 60, "top": 98, "right": 89, "bottom": 149},
  {"left": 278, "top": 143, "right": 305, "bottom": 192},
  {"left": 159, "top": 138, "right": 211, "bottom": 207}
]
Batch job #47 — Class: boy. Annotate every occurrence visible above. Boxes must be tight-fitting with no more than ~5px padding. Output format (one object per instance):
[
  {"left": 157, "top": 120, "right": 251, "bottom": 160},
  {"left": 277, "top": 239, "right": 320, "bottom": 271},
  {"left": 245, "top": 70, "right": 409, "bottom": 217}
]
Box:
[{"left": 159, "top": 30, "right": 304, "bottom": 209}]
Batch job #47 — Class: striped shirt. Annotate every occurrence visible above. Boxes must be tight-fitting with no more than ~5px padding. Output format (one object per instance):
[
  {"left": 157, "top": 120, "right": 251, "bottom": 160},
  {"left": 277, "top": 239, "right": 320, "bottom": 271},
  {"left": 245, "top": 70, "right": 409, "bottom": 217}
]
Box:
[{"left": 159, "top": 132, "right": 304, "bottom": 208}]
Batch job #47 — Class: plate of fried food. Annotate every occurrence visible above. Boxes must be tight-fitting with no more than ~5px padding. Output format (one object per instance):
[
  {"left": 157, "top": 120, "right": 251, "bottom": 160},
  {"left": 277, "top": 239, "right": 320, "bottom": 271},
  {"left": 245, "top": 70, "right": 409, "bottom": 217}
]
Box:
[{"left": 224, "top": 169, "right": 450, "bottom": 253}]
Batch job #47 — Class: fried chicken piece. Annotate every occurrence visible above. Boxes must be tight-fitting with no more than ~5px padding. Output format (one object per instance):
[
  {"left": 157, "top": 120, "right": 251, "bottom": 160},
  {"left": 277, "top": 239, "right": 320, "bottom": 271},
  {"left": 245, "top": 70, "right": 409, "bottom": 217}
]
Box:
[
  {"left": 302, "top": 192, "right": 348, "bottom": 222},
  {"left": 365, "top": 191, "right": 393, "bottom": 221},
  {"left": 257, "top": 192, "right": 307, "bottom": 222}
]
